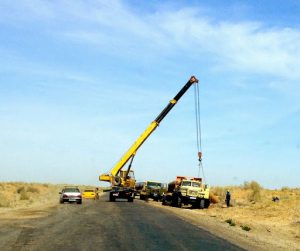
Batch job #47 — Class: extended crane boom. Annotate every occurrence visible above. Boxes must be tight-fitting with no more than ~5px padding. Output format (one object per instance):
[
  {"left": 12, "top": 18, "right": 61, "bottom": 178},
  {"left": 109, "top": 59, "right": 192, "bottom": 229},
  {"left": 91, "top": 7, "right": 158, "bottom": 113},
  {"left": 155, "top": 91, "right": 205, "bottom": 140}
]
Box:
[{"left": 100, "top": 76, "right": 199, "bottom": 202}]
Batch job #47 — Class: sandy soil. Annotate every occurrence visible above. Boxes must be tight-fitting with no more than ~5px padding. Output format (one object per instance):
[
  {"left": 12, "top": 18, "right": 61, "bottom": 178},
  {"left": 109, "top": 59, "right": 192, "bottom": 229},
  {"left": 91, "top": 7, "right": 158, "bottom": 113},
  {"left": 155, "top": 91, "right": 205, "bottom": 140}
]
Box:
[
  {"left": 145, "top": 186, "right": 300, "bottom": 251},
  {"left": 146, "top": 200, "right": 300, "bottom": 251}
]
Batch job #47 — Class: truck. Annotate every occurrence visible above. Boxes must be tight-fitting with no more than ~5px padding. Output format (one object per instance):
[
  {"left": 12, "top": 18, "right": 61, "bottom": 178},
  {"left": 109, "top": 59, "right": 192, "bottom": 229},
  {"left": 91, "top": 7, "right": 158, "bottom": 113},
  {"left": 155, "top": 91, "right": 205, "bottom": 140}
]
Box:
[
  {"left": 162, "top": 176, "right": 210, "bottom": 209},
  {"left": 99, "top": 76, "right": 199, "bottom": 202},
  {"left": 134, "top": 181, "right": 145, "bottom": 197},
  {"left": 139, "top": 181, "right": 167, "bottom": 201}
]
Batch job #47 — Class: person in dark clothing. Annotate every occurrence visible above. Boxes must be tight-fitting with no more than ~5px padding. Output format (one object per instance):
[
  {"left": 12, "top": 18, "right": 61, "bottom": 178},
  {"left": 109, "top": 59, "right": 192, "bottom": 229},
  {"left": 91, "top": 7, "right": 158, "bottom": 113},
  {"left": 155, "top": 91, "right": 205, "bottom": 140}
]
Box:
[{"left": 225, "top": 190, "right": 231, "bottom": 207}]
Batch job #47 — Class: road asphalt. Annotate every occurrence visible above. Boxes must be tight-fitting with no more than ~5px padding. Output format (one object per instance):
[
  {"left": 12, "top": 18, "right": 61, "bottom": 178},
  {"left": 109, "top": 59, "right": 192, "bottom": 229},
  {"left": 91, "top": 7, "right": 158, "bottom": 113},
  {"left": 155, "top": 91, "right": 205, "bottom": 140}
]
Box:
[{"left": 1, "top": 193, "right": 244, "bottom": 251}]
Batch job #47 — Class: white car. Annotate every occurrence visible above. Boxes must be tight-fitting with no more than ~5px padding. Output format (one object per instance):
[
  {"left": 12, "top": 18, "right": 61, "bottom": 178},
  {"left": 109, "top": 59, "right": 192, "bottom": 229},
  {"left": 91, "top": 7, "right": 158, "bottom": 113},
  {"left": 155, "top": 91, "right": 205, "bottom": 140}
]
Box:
[{"left": 59, "top": 187, "right": 82, "bottom": 204}]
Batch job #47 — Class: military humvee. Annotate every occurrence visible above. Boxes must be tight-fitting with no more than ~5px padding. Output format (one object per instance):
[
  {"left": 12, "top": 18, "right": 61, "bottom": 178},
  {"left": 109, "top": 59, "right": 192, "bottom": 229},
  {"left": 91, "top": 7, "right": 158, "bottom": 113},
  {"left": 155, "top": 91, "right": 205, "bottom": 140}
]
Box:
[{"left": 140, "top": 181, "right": 166, "bottom": 201}]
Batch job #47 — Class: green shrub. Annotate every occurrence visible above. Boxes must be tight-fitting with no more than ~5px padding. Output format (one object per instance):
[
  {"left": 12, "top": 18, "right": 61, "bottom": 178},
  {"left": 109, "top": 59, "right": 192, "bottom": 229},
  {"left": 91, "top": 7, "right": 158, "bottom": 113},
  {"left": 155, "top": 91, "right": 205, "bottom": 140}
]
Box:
[
  {"left": 241, "top": 225, "right": 251, "bottom": 231},
  {"left": 225, "top": 219, "right": 236, "bottom": 226}
]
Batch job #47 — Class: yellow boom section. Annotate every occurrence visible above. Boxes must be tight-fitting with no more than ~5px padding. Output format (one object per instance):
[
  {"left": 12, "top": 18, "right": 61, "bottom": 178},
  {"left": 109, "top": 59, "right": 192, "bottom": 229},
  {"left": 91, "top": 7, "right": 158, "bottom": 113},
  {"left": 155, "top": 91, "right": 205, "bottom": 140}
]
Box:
[
  {"left": 99, "top": 121, "right": 158, "bottom": 182},
  {"left": 99, "top": 76, "right": 198, "bottom": 186}
]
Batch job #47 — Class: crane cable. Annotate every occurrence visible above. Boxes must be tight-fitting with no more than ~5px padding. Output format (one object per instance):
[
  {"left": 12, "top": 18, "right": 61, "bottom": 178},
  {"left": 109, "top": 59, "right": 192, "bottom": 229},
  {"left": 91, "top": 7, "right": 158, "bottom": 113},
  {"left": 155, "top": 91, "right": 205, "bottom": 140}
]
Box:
[{"left": 194, "top": 83, "right": 206, "bottom": 182}]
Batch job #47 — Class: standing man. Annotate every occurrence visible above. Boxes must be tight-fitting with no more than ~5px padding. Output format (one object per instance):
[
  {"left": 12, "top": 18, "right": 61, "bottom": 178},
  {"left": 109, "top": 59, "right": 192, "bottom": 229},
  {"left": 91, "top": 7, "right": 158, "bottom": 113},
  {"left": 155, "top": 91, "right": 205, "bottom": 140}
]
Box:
[{"left": 225, "top": 190, "right": 231, "bottom": 207}]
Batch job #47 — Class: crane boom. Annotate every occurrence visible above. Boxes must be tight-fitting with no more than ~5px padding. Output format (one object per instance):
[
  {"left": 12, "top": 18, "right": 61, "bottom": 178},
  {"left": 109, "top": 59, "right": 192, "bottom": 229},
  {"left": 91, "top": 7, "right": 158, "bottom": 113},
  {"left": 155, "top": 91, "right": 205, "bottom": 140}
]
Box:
[{"left": 99, "top": 76, "right": 199, "bottom": 191}]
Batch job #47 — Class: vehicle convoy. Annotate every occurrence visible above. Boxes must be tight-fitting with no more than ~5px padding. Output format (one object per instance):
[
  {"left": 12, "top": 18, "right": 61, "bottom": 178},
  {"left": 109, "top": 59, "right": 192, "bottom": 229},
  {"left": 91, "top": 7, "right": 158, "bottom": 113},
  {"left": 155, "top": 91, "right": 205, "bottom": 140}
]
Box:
[
  {"left": 99, "top": 76, "right": 199, "bottom": 202},
  {"left": 162, "top": 176, "right": 210, "bottom": 209},
  {"left": 139, "top": 181, "right": 167, "bottom": 201},
  {"left": 59, "top": 187, "right": 82, "bottom": 204}
]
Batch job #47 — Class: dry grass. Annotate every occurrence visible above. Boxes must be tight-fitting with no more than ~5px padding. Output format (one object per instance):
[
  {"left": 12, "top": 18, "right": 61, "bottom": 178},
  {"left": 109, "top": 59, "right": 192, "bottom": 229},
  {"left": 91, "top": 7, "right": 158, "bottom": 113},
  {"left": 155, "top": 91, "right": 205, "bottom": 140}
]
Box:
[
  {"left": 208, "top": 181, "right": 300, "bottom": 249},
  {"left": 0, "top": 182, "right": 98, "bottom": 210},
  {"left": 0, "top": 182, "right": 59, "bottom": 209}
]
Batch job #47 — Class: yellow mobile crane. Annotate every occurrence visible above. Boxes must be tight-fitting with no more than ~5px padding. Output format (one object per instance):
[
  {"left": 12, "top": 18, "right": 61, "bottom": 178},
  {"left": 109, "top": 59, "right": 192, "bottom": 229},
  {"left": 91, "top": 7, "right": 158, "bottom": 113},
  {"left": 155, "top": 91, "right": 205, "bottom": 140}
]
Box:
[{"left": 99, "top": 76, "right": 199, "bottom": 202}]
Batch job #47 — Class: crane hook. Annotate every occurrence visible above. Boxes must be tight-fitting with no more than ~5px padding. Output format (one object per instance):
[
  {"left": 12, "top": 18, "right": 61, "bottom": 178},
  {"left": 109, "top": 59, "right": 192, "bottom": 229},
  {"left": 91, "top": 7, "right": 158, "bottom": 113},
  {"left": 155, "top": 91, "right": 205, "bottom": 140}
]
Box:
[{"left": 198, "top": 151, "right": 202, "bottom": 162}]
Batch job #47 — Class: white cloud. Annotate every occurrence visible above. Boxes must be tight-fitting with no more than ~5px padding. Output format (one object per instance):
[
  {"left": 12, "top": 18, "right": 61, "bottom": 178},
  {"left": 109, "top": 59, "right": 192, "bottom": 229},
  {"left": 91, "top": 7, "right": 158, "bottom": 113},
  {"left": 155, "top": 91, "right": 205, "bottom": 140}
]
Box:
[
  {"left": 2, "top": 1, "right": 300, "bottom": 81},
  {"left": 55, "top": 3, "right": 300, "bottom": 81}
]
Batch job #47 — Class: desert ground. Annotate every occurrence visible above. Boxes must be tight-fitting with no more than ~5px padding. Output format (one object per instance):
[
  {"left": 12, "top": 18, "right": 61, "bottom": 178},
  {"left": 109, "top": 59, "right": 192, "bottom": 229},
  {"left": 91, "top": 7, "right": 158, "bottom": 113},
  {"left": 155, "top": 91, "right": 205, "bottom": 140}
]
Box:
[{"left": 0, "top": 182, "right": 299, "bottom": 250}]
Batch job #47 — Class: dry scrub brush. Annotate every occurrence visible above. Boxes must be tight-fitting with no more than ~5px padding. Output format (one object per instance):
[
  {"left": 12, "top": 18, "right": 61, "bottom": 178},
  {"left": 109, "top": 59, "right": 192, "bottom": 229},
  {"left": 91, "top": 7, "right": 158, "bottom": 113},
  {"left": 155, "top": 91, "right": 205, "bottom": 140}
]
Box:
[
  {"left": 0, "top": 192, "right": 11, "bottom": 207},
  {"left": 242, "top": 181, "right": 262, "bottom": 202}
]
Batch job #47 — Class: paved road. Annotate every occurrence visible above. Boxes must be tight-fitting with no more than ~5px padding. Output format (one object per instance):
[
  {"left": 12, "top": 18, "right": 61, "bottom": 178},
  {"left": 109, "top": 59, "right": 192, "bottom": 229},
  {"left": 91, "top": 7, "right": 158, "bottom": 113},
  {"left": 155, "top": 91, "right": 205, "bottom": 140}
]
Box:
[{"left": 1, "top": 194, "right": 244, "bottom": 251}]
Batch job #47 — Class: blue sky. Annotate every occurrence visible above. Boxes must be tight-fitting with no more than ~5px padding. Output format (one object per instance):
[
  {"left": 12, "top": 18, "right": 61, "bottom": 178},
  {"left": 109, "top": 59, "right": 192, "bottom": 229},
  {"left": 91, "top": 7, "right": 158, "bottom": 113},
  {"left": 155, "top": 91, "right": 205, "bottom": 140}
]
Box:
[{"left": 0, "top": 0, "right": 299, "bottom": 188}]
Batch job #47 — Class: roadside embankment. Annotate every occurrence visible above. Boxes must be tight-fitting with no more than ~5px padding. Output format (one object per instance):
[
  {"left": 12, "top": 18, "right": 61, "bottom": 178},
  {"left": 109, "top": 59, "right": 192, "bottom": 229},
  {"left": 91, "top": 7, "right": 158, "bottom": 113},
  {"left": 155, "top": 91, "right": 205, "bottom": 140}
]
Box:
[{"left": 147, "top": 183, "right": 300, "bottom": 250}]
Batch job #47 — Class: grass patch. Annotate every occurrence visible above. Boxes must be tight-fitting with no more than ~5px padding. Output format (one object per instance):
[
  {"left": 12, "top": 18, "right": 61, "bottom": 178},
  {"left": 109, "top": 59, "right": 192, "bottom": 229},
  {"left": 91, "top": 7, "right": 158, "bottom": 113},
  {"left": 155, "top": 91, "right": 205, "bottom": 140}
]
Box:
[
  {"left": 210, "top": 187, "right": 227, "bottom": 201},
  {"left": 27, "top": 186, "right": 40, "bottom": 193},
  {"left": 20, "top": 190, "right": 30, "bottom": 200},
  {"left": 241, "top": 225, "right": 251, "bottom": 231},
  {"left": 243, "top": 181, "right": 262, "bottom": 202},
  {"left": 0, "top": 192, "right": 11, "bottom": 207},
  {"left": 225, "top": 218, "right": 236, "bottom": 226},
  {"left": 16, "top": 186, "right": 25, "bottom": 194}
]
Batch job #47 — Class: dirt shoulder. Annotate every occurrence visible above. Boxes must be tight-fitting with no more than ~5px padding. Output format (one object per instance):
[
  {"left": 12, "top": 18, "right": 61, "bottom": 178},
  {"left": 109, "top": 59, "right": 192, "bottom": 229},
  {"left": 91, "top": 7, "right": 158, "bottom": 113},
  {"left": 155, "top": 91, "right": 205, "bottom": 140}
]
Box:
[{"left": 145, "top": 197, "right": 300, "bottom": 251}]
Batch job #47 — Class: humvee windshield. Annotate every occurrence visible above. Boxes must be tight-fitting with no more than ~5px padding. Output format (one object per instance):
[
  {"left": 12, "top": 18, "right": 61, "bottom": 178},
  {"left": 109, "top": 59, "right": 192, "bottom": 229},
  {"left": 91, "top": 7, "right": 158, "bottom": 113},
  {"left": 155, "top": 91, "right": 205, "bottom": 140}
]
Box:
[{"left": 147, "top": 182, "right": 162, "bottom": 188}]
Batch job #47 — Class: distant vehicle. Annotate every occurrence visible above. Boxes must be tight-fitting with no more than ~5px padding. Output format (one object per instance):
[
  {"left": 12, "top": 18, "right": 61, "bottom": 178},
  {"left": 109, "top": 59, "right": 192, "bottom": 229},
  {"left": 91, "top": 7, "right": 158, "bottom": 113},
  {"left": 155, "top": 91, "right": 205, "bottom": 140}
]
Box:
[
  {"left": 134, "top": 182, "right": 145, "bottom": 197},
  {"left": 162, "top": 176, "right": 210, "bottom": 209},
  {"left": 59, "top": 187, "right": 82, "bottom": 204},
  {"left": 82, "top": 189, "right": 97, "bottom": 199},
  {"left": 140, "top": 181, "right": 167, "bottom": 201}
]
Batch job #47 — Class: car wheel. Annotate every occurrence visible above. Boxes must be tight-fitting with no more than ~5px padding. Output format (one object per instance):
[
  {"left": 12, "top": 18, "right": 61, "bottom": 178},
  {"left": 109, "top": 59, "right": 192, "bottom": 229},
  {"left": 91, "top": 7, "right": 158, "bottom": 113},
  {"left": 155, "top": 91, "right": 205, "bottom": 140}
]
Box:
[{"left": 77, "top": 200, "right": 82, "bottom": 204}]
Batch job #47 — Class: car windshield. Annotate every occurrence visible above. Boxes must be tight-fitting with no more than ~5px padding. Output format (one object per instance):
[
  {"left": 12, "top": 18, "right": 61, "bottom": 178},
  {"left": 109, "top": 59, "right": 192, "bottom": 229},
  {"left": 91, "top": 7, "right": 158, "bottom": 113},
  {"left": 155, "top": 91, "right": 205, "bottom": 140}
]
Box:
[{"left": 64, "top": 188, "right": 79, "bottom": 193}]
